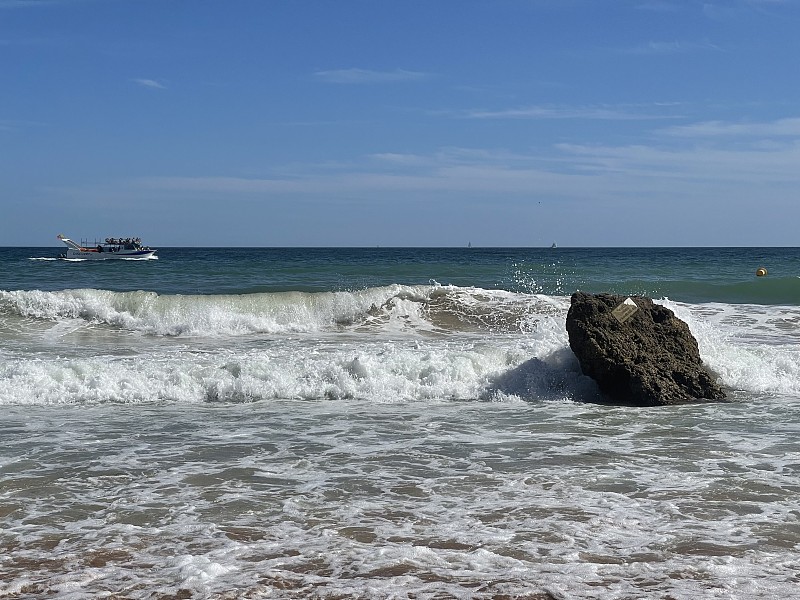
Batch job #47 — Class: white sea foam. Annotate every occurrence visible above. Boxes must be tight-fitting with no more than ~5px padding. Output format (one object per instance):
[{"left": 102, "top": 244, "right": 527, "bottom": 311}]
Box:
[
  {"left": 665, "top": 299, "right": 800, "bottom": 396},
  {"left": 0, "top": 285, "right": 440, "bottom": 337},
  {"left": 0, "top": 333, "right": 580, "bottom": 405},
  {"left": 2, "top": 398, "right": 799, "bottom": 598},
  {"left": 2, "top": 289, "right": 800, "bottom": 405},
  {"left": 0, "top": 285, "right": 566, "bottom": 338}
]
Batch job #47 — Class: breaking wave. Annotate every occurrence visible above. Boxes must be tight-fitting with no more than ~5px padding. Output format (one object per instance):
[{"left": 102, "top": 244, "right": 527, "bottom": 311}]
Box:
[
  {"left": 0, "top": 285, "right": 566, "bottom": 337},
  {"left": 2, "top": 286, "right": 800, "bottom": 406}
]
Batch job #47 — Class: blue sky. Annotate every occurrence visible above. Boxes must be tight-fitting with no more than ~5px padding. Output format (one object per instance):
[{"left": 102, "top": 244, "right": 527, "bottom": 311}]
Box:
[{"left": 2, "top": 0, "right": 800, "bottom": 247}]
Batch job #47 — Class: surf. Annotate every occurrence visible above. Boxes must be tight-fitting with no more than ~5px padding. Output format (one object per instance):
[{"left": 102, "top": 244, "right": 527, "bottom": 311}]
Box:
[
  {"left": 2, "top": 281, "right": 800, "bottom": 406},
  {"left": 0, "top": 285, "right": 566, "bottom": 338}
]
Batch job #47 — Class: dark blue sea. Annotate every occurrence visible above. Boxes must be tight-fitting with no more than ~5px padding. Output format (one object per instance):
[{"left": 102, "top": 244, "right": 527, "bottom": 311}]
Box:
[{"left": 1, "top": 246, "right": 799, "bottom": 598}]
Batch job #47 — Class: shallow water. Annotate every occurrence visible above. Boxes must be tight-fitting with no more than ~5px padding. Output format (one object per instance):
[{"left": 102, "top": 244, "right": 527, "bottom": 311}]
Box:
[
  {"left": 3, "top": 398, "right": 799, "bottom": 598},
  {"left": 2, "top": 247, "right": 799, "bottom": 598}
]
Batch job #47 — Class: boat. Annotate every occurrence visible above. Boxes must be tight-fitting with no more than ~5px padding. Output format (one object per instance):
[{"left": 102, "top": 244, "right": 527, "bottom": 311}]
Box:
[
  {"left": 57, "top": 234, "right": 157, "bottom": 260},
  {"left": 551, "top": 242, "right": 557, "bottom": 249}
]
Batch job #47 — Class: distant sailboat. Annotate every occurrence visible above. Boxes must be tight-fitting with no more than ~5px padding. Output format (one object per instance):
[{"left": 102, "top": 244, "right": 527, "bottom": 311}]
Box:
[{"left": 551, "top": 241, "right": 557, "bottom": 249}]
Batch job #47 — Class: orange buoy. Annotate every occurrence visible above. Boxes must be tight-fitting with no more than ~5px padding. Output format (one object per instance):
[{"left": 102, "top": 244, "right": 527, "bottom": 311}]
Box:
[{"left": 756, "top": 267, "right": 768, "bottom": 277}]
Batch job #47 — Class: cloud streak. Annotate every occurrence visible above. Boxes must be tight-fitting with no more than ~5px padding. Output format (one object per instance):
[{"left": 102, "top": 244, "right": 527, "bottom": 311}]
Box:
[
  {"left": 659, "top": 117, "right": 800, "bottom": 137},
  {"left": 51, "top": 115, "right": 800, "bottom": 246},
  {"left": 461, "top": 104, "right": 682, "bottom": 121},
  {"left": 133, "top": 78, "right": 166, "bottom": 89},
  {"left": 134, "top": 118, "right": 800, "bottom": 200},
  {"left": 313, "top": 68, "right": 429, "bottom": 84},
  {"left": 626, "top": 39, "right": 722, "bottom": 54}
]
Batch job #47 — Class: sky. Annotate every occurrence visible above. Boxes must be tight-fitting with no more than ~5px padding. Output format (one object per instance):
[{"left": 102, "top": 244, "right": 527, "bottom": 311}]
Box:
[{"left": 2, "top": 0, "right": 800, "bottom": 247}]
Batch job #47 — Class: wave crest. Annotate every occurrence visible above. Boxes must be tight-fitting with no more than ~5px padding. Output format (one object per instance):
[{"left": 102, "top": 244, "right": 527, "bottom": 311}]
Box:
[{"left": 0, "top": 286, "right": 567, "bottom": 337}]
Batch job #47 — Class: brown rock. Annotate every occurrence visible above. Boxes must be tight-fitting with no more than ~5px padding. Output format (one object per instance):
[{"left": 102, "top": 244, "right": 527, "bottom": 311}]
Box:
[{"left": 566, "top": 291, "right": 727, "bottom": 406}]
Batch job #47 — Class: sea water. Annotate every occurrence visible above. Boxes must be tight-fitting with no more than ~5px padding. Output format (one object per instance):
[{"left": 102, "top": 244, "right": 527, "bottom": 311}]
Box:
[{"left": 1, "top": 247, "right": 799, "bottom": 599}]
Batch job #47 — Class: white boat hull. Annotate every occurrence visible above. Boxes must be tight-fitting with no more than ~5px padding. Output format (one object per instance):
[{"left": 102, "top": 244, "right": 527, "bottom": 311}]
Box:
[{"left": 60, "top": 249, "right": 157, "bottom": 260}]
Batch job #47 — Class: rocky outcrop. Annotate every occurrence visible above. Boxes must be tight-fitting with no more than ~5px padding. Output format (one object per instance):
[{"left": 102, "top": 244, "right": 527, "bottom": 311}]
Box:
[{"left": 566, "top": 291, "right": 726, "bottom": 406}]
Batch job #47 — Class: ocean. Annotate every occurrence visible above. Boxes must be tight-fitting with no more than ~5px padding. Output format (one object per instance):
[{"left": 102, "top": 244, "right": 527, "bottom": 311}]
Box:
[{"left": 1, "top": 246, "right": 799, "bottom": 599}]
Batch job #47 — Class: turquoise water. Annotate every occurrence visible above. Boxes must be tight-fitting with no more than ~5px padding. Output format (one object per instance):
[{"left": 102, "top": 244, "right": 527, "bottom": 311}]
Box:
[
  {"left": 1, "top": 246, "right": 799, "bottom": 598},
  {"left": 8, "top": 246, "right": 800, "bottom": 303}
]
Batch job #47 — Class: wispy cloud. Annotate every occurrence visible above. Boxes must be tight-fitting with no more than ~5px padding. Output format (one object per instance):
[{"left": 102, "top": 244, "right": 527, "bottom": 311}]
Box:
[
  {"left": 132, "top": 112, "right": 800, "bottom": 200},
  {"left": 128, "top": 138, "right": 799, "bottom": 221},
  {"left": 134, "top": 119, "right": 800, "bottom": 197},
  {"left": 626, "top": 39, "right": 722, "bottom": 54},
  {"left": 133, "top": 78, "right": 166, "bottom": 90},
  {"left": 660, "top": 117, "right": 800, "bottom": 137},
  {"left": 554, "top": 140, "right": 800, "bottom": 185},
  {"left": 703, "top": 0, "right": 791, "bottom": 20},
  {"left": 313, "top": 68, "right": 429, "bottom": 84},
  {"left": 461, "top": 104, "right": 681, "bottom": 121},
  {"left": 58, "top": 127, "right": 799, "bottom": 246},
  {"left": 634, "top": 1, "right": 681, "bottom": 11},
  {"left": 369, "top": 152, "right": 428, "bottom": 166}
]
